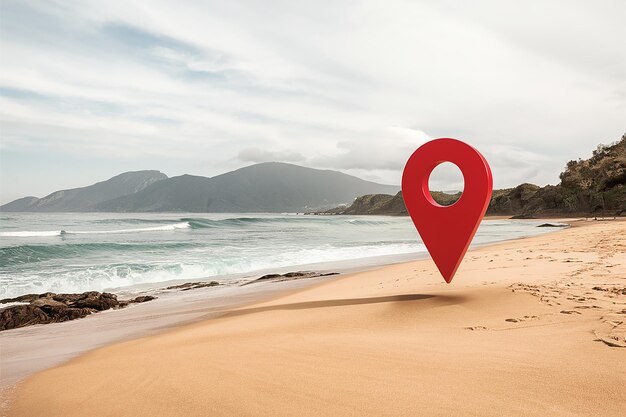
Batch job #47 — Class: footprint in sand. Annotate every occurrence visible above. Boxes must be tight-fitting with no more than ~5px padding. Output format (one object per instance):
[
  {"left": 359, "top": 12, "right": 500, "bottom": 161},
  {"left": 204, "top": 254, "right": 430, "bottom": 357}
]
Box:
[
  {"left": 594, "top": 316, "right": 626, "bottom": 348},
  {"left": 465, "top": 326, "right": 488, "bottom": 331},
  {"left": 505, "top": 315, "right": 538, "bottom": 323}
]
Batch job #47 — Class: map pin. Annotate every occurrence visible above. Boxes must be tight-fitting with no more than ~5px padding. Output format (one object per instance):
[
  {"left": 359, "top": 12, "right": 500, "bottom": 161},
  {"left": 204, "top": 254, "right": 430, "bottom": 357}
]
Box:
[{"left": 402, "top": 138, "right": 493, "bottom": 283}]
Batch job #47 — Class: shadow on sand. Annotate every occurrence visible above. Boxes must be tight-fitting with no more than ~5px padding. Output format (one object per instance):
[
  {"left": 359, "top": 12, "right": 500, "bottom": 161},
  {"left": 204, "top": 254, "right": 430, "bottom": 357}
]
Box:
[{"left": 217, "top": 293, "right": 471, "bottom": 319}]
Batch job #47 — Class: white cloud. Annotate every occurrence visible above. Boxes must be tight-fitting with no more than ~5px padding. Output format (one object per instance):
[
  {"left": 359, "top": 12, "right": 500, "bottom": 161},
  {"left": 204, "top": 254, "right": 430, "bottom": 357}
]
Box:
[
  {"left": 311, "top": 127, "right": 430, "bottom": 171},
  {"left": 237, "top": 148, "right": 305, "bottom": 163},
  {"left": 0, "top": 0, "right": 624, "bottom": 202}
]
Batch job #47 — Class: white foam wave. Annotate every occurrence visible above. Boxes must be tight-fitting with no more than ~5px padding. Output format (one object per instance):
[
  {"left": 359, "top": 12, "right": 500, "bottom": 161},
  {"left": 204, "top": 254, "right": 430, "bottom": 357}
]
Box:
[
  {"left": 0, "top": 230, "right": 63, "bottom": 237},
  {"left": 0, "top": 222, "right": 190, "bottom": 237},
  {"left": 69, "top": 222, "right": 191, "bottom": 234},
  {"left": 0, "top": 301, "right": 30, "bottom": 309},
  {"left": 0, "top": 242, "right": 428, "bottom": 298}
]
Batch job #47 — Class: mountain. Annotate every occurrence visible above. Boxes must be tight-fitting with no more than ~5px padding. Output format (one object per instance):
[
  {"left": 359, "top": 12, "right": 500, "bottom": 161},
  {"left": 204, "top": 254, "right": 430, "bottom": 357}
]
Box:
[
  {"left": 0, "top": 196, "right": 40, "bottom": 212},
  {"left": 324, "top": 135, "right": 626, "bottom": 217},
  {"left": 1, "top": 171, "right": 168, "bottom": 212},
  {"left": 1, "top": 163, "right": 399, "bottom": 213},
  {"left": 95, "top": 162, "right": 399, "bottom": 212},
  {"left": 7, "top": 136, "right": 622, "bottom": 215}
]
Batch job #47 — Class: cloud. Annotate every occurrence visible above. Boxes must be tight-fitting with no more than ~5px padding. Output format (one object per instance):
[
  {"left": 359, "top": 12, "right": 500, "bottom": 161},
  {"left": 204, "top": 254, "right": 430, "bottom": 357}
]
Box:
[
  {"left": 311, "top": 127, "right": 430, "bottom": 171},
  {"left": 237, "top": 148, "right": 305, "bottom": 163},
  {"left": 0, "top": 0, "right": 624, "bottom": 202}
]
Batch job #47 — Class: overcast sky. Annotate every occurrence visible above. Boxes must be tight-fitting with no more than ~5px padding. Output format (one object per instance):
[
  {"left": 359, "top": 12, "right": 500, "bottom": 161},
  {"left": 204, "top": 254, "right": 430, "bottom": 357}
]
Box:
[{"left": 1, "top": 0, "right": 624, "bottom": 204}]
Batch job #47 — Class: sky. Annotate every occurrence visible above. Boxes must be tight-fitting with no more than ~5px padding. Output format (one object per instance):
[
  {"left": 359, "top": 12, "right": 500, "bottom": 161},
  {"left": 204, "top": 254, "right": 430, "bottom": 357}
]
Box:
[{"left": 0, "top": 0, "right": 624, "bottom": 204}]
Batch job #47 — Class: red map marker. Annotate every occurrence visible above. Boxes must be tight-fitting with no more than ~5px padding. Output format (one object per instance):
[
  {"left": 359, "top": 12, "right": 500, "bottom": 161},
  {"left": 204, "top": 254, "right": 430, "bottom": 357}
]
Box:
[{"left": 402, "top": 138, "right": 493, "bottom": 283}]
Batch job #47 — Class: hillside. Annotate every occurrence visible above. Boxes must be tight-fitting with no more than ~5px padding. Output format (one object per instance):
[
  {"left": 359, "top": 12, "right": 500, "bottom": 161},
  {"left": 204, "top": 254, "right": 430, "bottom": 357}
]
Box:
[
  {"left": 2, "top": 163, "right": 399, "bottom": 213},
  {"left": 326, "top": 135, "right": 626, "bottom": 217},
  {"left": 0, "top": 171, "right": 167, "bottom": 212},
  {"left": 96, "top": 163, "right": 399, "bottom": 212},
  {"left": 4, "top": 137, "right": 622, "bottom": 215},
  {"left": 334, "top": 191, "right": 461, "bottom": 216},
  {"left": 488, "top": 135, "right": 625, "bottom": 217}
]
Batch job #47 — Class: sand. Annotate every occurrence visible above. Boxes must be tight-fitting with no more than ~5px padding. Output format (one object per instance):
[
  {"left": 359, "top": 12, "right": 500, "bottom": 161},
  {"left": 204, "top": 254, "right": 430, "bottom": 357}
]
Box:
[{"left": 5, "top": 219, "right": 626, "bottom": 416}]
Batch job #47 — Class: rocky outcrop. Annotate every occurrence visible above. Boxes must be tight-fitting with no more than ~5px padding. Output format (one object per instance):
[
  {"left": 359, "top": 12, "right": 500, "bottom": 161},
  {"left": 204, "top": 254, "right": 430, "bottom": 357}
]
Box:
[
  {"left": 0, "top": 291, "right": 156, "bottom": 331},
  {"left": 53, "top": 291, "right": 120, "bottom": 310},
  {"left": 340, "top": 193, "right": 403, "bottom": 215},
  {"left": 323, "top": 191, "right": 462, "bottom": 216},
  {"left": 323, "top": 135, "right": 626, "bottom": 218},
  {"left": 0, "top": 305, "right": 53, "bottom": 330}
]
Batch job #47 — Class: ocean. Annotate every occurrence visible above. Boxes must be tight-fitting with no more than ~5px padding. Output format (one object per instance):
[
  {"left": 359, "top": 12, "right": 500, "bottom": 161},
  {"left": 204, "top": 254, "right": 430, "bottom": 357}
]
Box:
[{"left": 0, "top": 213, "right": 562, "bottom": 298}]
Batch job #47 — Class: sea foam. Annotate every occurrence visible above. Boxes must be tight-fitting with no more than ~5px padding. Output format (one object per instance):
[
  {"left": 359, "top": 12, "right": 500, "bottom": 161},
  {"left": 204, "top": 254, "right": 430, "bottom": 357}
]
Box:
[
  {"left": 1, "top": 214, "right": 561, "bottom": 299},
  {"left": 0, "top": 222, "right": 190, "bottom": 237}
]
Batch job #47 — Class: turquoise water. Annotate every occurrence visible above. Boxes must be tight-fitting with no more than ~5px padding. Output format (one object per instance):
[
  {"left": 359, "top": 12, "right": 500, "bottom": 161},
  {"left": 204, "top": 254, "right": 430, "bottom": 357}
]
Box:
[{"left": 0, "top": 213, "right": 561, "bottom": 298}]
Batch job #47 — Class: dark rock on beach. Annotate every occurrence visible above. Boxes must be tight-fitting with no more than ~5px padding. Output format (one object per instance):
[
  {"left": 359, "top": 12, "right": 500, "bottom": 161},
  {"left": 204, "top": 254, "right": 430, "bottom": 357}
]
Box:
[
  {"left": 0, "top": 302, "right": 95, "bottom": 330},
  {"left": 244, "top": 271, "right": 339, "bottom": 285},
  {"left": 165, "top": 281, "right": 220, "bottom": 291},
  {"left": 0, "top": 305, "right": 49, "bottom": 330},
  {"left": 53, "top": 291, "right": 120, "bottom": 310},
  {"left": 0, "top": 291, "right": 157, "bottom": 331},
  {"left": 255, "top": 274, "right": 282, "bottom": 281},
  {"left": 131, "top": 295, "right": 157, "bottom": 303}
]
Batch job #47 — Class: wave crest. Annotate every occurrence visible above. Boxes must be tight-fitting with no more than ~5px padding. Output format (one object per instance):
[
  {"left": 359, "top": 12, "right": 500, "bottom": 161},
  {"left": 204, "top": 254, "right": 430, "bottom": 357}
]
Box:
[{"left": 0, "top": 222, "right": 190, "bottom": 237}]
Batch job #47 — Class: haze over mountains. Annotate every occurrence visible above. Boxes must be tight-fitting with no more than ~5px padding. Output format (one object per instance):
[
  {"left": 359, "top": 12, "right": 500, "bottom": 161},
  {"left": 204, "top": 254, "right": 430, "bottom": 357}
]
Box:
[
  {"left": 2, "top": 171, "right": 167, "bottom": 212},
  {"left": 1, "top": 163, "right": 399, "bottom": 213}
]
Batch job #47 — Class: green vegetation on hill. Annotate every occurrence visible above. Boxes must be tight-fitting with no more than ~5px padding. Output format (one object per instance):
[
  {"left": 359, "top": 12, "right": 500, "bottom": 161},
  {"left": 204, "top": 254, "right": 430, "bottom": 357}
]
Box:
[
  {"left": 488, "top": 134, "right": 625, "bottom": 217},
  {"left": 326, "top": 135, "right": 626, "bottom": 217},
  {"left": 332, "top": 191, "right": 462, "bottom": 216},
  {"left": 337, "top": 193, "right": 405, "bottom": 216},
  {"left": 559, "top": 136, "right": 626, "bottom": 214}
]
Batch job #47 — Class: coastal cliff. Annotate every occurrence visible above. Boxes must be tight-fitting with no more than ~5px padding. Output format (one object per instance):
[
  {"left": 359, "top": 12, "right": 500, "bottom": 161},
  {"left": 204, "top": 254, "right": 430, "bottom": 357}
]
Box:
[{"left": 325, "top": 135, "right": 626, "bottom": 218}]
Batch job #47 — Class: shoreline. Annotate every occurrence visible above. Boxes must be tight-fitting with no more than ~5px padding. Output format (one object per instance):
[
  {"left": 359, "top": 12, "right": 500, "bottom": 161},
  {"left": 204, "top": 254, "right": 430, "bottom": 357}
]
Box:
[
  {"left": 0, "top": 216, "right": 567, "bottom": 301},
  {"left": 4, "top": 218, "right": 625, "bottom": 416},
  {"left": 0, "top": 272, "right": 339, "bottom": 387},
  {"left": 0, "top": 218, "right": 573, "bottom": 389}
]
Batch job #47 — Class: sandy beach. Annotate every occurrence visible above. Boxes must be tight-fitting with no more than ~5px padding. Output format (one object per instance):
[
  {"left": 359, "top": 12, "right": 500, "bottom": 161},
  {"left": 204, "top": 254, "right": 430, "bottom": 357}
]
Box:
[{"left": 5, "top": 219, "right": 626, "bottom": 416}]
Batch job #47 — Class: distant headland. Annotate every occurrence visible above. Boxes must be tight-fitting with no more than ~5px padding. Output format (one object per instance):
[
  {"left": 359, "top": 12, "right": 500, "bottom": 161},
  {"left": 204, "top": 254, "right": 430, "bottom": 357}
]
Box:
[{"left": 323, "top": 134, "right": 625, "bottom": 218}]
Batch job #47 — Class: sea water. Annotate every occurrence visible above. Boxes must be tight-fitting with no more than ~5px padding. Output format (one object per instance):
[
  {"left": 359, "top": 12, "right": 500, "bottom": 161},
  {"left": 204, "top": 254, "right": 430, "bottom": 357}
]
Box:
[{"left": 0, "top": 213, "right": 563, "bottom": 298}]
